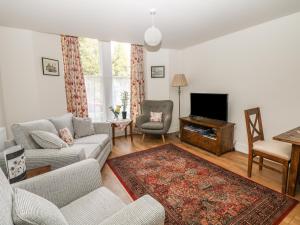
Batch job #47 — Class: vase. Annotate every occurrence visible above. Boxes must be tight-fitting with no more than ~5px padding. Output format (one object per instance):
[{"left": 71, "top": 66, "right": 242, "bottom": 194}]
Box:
[{"left": 122, "top": 111, "right": 127, "bottom": 119}]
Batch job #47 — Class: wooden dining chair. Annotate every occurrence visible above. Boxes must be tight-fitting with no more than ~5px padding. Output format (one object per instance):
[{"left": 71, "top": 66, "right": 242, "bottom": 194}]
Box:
[{"left": 244, "top": 107, "right": 292, "bottom": 193}]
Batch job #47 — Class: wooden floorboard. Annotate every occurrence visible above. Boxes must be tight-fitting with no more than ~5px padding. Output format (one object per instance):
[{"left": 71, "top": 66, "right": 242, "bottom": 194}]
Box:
[{"left": 102, "top": 134, "right": 300, "bottom": 225}]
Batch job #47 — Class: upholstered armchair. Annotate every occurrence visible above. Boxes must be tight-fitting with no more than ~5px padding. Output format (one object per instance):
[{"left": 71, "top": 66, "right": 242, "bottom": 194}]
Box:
[
  {"left": 136, "top": 100, "right": 173, "bottom": 143},
  {"left": 1, "top": 159, "right": 165, "bottom": 225}
]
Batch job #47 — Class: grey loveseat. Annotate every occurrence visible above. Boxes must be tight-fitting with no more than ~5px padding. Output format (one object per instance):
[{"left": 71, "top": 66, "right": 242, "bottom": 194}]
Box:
[
  {"left": 1, "top": 159, "right": 165, "bottom": 225},
  {"left": 0, "top": 113, "right": 112, "bottom": 172}
]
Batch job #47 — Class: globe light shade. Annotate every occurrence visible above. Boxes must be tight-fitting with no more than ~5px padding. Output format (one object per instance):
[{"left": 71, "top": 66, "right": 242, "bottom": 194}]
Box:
[{"left": 144, "top": 26, "right": 162, "bottom": 47}]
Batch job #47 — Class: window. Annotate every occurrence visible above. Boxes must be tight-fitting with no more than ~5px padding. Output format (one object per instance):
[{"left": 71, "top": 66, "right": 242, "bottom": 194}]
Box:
[
  {"left": 79, "top": 37, "right": 106, "bottom": 122},
  {"left": 111, "top": 42, "right": 131, "bottom": 116},
  {"left": 79, "top": 39, "right": 131, "bottom": 121}
]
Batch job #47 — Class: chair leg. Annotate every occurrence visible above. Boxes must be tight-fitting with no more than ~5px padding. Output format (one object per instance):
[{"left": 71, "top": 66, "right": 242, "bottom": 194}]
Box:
[
  {"left": 259, "top": 156, "right": 263, "bottom": 171},
  {"left": 161, "top": 135, "right": 165, "bottom": 143},
  {"left": 247, "top": 153, "right": 253, "bottom": 177},
  {"left": 141, "top": 134, "right": 145, "bottom": 142},
  {"left": 282, "top": 163, "right": 289, "bottom": 194}
]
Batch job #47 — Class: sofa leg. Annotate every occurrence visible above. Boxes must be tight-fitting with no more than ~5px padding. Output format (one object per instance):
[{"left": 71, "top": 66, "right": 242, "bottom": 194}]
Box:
[
  {"left": 161, "top": 135, "right": 165, "bottom": 143},
  {"left": 142, "top": 134, "right": 145, "bottom": 142}
]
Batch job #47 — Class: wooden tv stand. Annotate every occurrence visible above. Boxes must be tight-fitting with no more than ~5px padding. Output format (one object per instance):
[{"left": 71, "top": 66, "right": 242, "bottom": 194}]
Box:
[{"left": 180, "top": 117, "right": 235, "bottom": 156}]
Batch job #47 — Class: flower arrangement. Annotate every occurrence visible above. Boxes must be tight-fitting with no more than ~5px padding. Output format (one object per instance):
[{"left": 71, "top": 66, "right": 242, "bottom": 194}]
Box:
[
  {"left": 109, "top": 105, "right": 121, "bottom": 120},
  {"left": 121, "top": 91, "right": 129, "bottom": 112}
]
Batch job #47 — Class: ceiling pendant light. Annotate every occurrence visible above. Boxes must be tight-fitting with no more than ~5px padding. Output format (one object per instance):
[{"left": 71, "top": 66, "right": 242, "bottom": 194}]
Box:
[{"left": 144, "top": 9, "right": 162, "bottom": 47}]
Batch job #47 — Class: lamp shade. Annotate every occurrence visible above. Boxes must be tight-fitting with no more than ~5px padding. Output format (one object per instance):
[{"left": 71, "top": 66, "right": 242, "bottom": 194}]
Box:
[{"left": 172, "top": 74, "right": 188, "bottom": 87}]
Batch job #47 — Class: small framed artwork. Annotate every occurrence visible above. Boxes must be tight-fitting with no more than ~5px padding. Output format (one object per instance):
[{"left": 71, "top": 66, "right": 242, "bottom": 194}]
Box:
[
  {"left": 151, "top": 66, "right": 165, "bottom": 78},
  {"left": 4, "top": 145, "right": 26, "bottom": 183},
  {"left": 42, "top": 57, "right": 60, "bottom": 76}
]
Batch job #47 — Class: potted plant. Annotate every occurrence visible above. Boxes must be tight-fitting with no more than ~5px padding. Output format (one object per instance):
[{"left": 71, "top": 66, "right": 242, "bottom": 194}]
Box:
[{"left": 120, "top": 91, "right": 129, "bottom": 119}]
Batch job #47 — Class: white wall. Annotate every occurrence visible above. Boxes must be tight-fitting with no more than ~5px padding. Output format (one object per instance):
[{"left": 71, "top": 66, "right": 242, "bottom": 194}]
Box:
[
  {"left": 180, "top": 12, "right": 300, "bottom": 153},
  {"left": 144, "top": 48, "right": 183, "bottom": 133},
  {"left": 0, "top": 26, "right": 67, "bottom": 136}
]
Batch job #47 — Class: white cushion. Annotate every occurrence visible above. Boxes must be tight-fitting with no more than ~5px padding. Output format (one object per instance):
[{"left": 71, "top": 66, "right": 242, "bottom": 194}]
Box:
[
  {"left": 60, "top": 187, "right": 125, "bottom": 225},
  {"left": 30, "top": 130, "right": 68, "bottom": 149},
  {"left": 253, "top": 140, "right": 292, "bottom": 160},
  {"left": 73, "top": 117, "right": 95, "bottom": 138},
  {"left": 12, "top": 188, "right": 68, "bottom": 225},
  {"left": 72, "top": 144, "right": 101, "bottom": 159},
  {"left": 74, "top": 134, "right": 110, "bottom": 147}
]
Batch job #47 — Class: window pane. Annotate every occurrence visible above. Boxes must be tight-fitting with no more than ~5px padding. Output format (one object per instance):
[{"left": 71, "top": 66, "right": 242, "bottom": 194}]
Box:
[
  {"left": 111, "top": 42, "right": 131, "bottom": 118},
  {"left": 79, "top": 38, "right": 105, "bottom": 122}
]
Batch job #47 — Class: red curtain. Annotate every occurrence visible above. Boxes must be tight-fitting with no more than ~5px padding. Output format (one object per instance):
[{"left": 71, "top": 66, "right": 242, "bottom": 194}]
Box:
[{"left": 61, "top": 35, "right": 88, "bottom": 117}]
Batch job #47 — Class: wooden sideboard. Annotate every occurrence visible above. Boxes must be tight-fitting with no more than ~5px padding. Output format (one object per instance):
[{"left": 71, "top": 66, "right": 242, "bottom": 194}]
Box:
[{"left": 180, "top": 117, "right": 235, "bottom": 156}]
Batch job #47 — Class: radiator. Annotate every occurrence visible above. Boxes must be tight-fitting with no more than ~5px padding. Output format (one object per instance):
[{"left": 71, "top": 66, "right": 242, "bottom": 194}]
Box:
[{"left": 0, "top": 127, "right": 7, "bottom": 151}]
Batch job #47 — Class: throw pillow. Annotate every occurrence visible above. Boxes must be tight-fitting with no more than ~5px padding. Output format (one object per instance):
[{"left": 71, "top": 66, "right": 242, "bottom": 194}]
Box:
[
  {"left": 49, "top": 113, "right": 75, "bottom": 138},
  {"left": 30, "top": 131, "right": 68, "bottom": 149},
  {"left": 12, "top": 188, "right": 68, "bottom": 225},
  {"left": 59, "top": 128, "right": 74, "bottom": 145},
  {"left": 73, "top": 117, "right": 95, "bottom": 138},
  {"left": 150, "top": 112, "right": 163, "bottom": 122}
]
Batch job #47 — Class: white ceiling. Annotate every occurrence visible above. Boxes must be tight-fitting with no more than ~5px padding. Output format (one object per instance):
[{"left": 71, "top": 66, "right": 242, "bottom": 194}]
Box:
[{"left": 0, "top": 0, "right": 300, "bottom": 49}]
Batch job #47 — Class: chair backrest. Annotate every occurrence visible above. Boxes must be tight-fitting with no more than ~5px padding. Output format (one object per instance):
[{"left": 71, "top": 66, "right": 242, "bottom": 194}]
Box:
[
  {"left": 141, "top": 100, "right": 173, "bottom": 119},
  {"left": 0, "top": 169, "right": 14, "bottom": 225},
  {"left": 244, "top": 107, "right": 264, "bottom": 148}
]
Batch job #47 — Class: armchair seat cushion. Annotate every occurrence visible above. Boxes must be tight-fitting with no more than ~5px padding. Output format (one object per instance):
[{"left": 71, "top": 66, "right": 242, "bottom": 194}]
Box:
[
  {"left": 74, "top": 134, "right": 110, "bottom": 147},
  {"left": 141, "top": 122, "right": 164, "bottom": 130},
  {"left": 253, "top": 140, "right": 292, "bottom": 160},
  {"left": 60, "top": 187, "right": 125, "bottom": 225}
]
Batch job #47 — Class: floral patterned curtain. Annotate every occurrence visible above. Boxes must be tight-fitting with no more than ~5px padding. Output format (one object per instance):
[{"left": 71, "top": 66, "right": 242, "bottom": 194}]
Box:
[
  {"left": 61, "top": 35, "right": 88, "bottom": 117},
  {"left": 130, "top": 44, "right": 145, "bottom": 124}
]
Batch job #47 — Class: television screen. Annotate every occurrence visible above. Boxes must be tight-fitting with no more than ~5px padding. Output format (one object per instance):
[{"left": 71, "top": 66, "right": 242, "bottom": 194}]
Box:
[{"left": 190, "top": 93, "right": 228, "bottom": 121}]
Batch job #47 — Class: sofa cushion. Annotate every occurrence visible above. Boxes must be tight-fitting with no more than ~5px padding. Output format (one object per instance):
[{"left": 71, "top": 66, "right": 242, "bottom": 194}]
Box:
[
  {"left": 72, "top": 144, "right": 101, "bottom": 159},
  {"left": 141, "top": 122, "right": 164, "bottom": 130},
  {"left": 30, "top": 130, "right": 68, "bottom": 149},
  {"left": 50, "top": 113, "right": 75, "bottom": 138},
  {"left": 73, "top": 117, "right": 95, "bottom": 138},
  {"left": 12, "top": 188, "right": 68, "bottom": 225},
  {"left": 0, "top": 169, "right": 14, "bottom": 225},
  {"left": 11, "top": 120, "right": 58, "bottom": 150},
  {"left": 60, "top": 187, "right": 125, "bottom": 225},
  {"left": 74, "top": 134, "right": 110, "bottom": 147}
]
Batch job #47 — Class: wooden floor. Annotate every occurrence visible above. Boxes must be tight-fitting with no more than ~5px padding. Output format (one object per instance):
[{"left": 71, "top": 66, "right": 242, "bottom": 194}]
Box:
[{"left": 102, "top": 134, "right": 300, "bottom": 225}]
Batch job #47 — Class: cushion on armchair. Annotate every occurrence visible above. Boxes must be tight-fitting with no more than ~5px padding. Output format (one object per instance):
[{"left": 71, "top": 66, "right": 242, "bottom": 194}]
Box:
[
  {"left": 141, "top": 122, "right": 164, "bottom": 130},
  {"left": 12, "top": 188, "right": 68, "bottom": 225},
  {"left": 150, "top": 112, "right": 163, "bottom": 122}
]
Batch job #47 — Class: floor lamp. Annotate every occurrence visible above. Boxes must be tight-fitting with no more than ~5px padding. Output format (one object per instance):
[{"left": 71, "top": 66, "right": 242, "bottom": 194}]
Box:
[{"left": 172, "top": 74, "right": 188, "bottom": 135}]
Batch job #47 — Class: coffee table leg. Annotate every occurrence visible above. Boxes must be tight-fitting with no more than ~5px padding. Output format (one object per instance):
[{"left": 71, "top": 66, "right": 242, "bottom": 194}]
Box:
[
  {"left": 287, "top": 144, "right": 300, "bottom": 196},
  {"left": 130, "top": 122, "right": 133, "bottom": 142},
  {"left": 112, "top": 125, "right": 115, "bottom": 145},
  {"left": 125, "top": 126, "right": 127, "bottom": 138}
]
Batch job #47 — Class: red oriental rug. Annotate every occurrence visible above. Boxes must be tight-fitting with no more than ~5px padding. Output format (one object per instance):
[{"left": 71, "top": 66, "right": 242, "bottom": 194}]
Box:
[{"left": 107, "top": 144, "right": 298, "bottom": 225}]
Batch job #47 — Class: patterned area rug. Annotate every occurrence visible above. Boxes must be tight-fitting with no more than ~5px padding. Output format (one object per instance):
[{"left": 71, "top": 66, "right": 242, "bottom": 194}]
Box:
[{"left": 108, "top": 144, "right": 298, "bottom": 225}]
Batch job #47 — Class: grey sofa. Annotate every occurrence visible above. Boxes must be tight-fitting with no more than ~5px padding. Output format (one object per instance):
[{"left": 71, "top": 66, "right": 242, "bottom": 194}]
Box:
[
  {"left": 0, "top": 113, "right": 112, "bottom": 173},
  {"left": 136, "top": 100, "right": 173, "bottom": 143},
  {"left": 1, "top": 159, "right": 165, "bottom": 225}
]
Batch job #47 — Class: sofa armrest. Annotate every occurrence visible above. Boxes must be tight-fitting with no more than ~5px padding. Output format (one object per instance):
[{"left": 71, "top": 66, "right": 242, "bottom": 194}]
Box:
[
  {"left": 13, "top": 159, "right": 102, "bottom": 208},
  {"left": 136, "top": 115, "right": 149, "bottom": 129},
  {"left": 99, "top": 195, "right": 165, "bottom": 225},
  {"left": 94, "top": 122, "right": 112, "bottom": 138}
]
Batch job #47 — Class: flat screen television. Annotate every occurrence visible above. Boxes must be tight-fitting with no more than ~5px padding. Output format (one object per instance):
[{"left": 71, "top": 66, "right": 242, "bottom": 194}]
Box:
[{"left": 190, "top": 93, "right": 228, "bottom": 121}]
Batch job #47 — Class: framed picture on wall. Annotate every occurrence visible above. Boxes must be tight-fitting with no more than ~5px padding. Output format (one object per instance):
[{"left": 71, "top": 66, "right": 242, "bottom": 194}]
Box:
[
  {"left": 151, "top": 66, "right": 165, "bottom": 78},
  {"left": 42, "top": 57, "right": 60, "bottom": 76}
]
